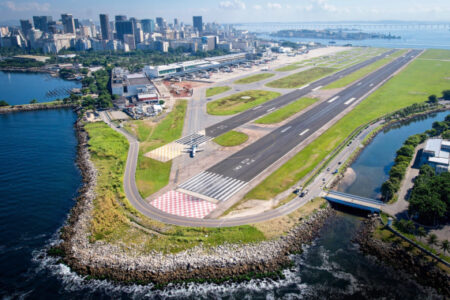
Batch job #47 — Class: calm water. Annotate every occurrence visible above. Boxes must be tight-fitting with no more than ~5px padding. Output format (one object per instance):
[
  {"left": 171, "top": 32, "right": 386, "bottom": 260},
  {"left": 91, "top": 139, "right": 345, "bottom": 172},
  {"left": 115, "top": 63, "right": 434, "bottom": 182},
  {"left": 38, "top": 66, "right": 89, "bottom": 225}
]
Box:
[
  {"left": 341, "top": 111, "right": 449, "bottom": 199},
  {"left": 0, "top": 71, "right": 80, "bottom": 105},
  {"left": 236, "top": 23, "right": 450, "bottom": 49},
  {"left": 0, "top": 75, "right": 444, "bottom": 298}
]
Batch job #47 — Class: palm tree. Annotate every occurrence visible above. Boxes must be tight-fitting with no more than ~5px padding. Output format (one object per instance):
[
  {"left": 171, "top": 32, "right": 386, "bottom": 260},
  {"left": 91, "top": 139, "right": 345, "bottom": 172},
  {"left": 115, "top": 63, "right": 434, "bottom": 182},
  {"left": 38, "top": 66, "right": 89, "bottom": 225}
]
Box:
[
  {"left": 427, "top": 233, "right": 438, "bottom": 247},
  {"left": 440, "top": 240, "right": 449, "bottom": 256},
  {"left": 416, "top": 226, "right": 427, "bottom": 241}
]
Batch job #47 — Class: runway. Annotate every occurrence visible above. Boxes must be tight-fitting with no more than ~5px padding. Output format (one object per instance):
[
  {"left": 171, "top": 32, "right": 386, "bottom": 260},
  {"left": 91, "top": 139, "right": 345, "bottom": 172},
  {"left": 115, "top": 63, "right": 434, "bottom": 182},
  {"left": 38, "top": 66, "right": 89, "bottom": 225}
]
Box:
[{"left": 180, "top": 50, "right": 422, "bottom": 202}]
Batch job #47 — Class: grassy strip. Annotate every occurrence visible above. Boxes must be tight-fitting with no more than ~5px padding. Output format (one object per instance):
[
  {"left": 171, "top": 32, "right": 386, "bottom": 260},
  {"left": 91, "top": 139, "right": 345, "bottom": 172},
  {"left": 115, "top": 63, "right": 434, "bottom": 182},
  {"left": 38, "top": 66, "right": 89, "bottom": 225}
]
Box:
[
  {"left": 234, "top": 73, "right": 275, "bottom": 84},
  {"left": 213, "top": 130, "right": 249, "bottom": 147},
  {"left": 324, "top": 50, "right": 407, "bottom": 89},
  {"left": 125, "top": 100, "right": 187, "bottom": 198},
  {"left": 255, "top": 97, "right": 318, "bottom": 124},
  {"left": 266, "top": 67, "right": 336, "bottom": 89},
  {"left": 418, "top": 49, "right": 450, "bottom": 60},
  {"left": 86, "top": 122, "right": 267, "bottom": 253},
  {"left": 244, "top": 50, "right": 450, "bottom": 200},
  {"left": 275, "top": 65, "right": 302, "bottom": 72},
  {"left": 206, "top": 86, "right": 231, "bottom": 97},
  {"left": 207, "top": 90, "right": 280, "bottom": 115}
]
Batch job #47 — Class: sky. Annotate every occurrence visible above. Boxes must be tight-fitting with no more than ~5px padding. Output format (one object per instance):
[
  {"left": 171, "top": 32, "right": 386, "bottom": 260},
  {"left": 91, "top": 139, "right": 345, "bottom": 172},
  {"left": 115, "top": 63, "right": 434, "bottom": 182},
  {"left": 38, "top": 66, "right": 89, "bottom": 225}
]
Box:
[{"left": 1, "top": 0, "right": 450, "bottom": 23}]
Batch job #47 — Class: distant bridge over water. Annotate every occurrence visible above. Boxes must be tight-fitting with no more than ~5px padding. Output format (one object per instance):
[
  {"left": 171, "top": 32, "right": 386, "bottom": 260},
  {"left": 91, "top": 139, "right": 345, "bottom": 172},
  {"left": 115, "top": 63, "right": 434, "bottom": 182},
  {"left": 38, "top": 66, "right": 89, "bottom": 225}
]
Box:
[{"left": 324, "top": 190, "right": 385, "bottom": 213}]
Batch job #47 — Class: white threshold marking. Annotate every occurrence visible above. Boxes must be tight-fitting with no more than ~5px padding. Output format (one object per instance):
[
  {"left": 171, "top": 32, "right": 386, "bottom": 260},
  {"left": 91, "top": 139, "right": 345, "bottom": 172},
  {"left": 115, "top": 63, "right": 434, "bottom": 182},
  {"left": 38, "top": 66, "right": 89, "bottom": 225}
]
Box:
[
  {"left": 357, "top": 82, "right": 362, "bottom": 86},
  {"left": 312, "top": 85, "right": 322, "bottom": 91},
  {"left": 299, "top": 129, "right": 310, "bottom": 136},
  {"left": 281, "top": 126, "right": 291, "bottom": 133},
  {"left": 252, "top": 105, "right": 262, "bottom": 110},
  {"left": 267, "top": 107, "right": 276, "bottom": 113},
  {"left": 297, "top": 84, "right": 310, "bottom": 90},
  {"left": 344, "top": 97, "right": 356, "bottom": 105},
  {"left": 328, "top": 96, "right": 339, "bottom": 103},
  {"left": 369, "top": 83, "right": 374, "bottom": 87}
]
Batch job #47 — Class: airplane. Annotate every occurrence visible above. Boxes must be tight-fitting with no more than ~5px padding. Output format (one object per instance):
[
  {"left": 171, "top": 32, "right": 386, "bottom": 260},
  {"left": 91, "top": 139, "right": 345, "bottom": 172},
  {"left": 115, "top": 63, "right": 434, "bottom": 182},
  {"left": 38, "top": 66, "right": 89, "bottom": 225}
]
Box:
[{"left": 184, "top": 144, "right": 204, "bottom": 158}]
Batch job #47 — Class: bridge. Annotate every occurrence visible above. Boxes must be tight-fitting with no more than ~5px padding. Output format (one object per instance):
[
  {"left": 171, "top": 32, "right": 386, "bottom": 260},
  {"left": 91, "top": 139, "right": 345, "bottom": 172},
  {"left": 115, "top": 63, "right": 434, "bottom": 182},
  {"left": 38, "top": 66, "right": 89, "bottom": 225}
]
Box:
[{"left": 324, "top": 190, "right": 385, "bottom": 213}]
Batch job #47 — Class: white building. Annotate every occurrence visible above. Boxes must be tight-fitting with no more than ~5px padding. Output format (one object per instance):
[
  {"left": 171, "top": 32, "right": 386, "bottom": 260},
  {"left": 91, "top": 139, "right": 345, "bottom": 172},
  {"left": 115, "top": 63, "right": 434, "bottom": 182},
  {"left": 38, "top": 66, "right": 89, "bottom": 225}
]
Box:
[{"left": 423, "top": 138, "right": 450, "bottom": 174}]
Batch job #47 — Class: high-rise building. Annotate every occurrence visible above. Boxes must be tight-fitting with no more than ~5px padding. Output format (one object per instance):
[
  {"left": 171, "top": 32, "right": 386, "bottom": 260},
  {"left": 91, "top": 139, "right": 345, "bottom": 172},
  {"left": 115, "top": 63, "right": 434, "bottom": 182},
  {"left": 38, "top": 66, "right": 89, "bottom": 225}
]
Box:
[
  {"left": 115, "top": 15, "right": 127, "bottom": 22},
  {"left": 61, "top": 14, "right": 75, "bottom": 33},
  {"left": 155, "top": 17, "right": 166, "bottom": 30},
  {"left": 33, "top": 16, "right": 52, "bottom": 32},
  {"left": 193, "top": 16, "right": 203, "bottom": 33},
  {"left": 20, "top": 19, "right": 33, "bottom": 36},
  {"left": 100, "top": 14, "right": 111, "bottom": 40},
  {"left": 141, "top": 19, "right": 155, "bottom": 33},
  {"left": 115, "top": 20, "right": 134, "bottom": 41},
  {"left": 174, "top": 18, "right": 179, "bottom": 28},
  {"left": 123, "top": 34, "right": 136, "bottom": 50}
]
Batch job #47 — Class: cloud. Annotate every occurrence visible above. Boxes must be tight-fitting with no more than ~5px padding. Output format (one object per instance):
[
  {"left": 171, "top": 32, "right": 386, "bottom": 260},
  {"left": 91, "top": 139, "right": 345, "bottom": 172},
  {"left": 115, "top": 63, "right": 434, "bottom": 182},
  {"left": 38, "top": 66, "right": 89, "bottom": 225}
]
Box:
[
  {"left": 253, "top": 4, "right": 262, "bottom": 10},
  {"left": 297, "top": 0, "right": 349, "bottom": 14},
  {"left": 267, "top": 2, "right": 282, "bottom": 9},
  {"left": 219, "top": 0, "right": 246, "bottom": 10},
  {"left": 2, "top": 1, "right": 50, "bottom": 12}
]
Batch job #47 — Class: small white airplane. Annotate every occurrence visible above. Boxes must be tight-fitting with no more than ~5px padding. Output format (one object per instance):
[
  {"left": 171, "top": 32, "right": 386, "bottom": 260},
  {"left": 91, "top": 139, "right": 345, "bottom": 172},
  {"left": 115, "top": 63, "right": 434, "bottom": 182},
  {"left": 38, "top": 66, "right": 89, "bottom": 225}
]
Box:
[{"left": 184, "top": 144, "right": 204, "bottom": 158}]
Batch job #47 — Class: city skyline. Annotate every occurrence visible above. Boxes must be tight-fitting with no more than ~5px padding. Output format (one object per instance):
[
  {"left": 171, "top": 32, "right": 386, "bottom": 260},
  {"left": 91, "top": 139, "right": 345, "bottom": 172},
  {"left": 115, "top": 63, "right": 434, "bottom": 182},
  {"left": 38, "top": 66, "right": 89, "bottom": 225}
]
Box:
[{"left": 1, "top": 0, "right": 450, "bottom": 24}]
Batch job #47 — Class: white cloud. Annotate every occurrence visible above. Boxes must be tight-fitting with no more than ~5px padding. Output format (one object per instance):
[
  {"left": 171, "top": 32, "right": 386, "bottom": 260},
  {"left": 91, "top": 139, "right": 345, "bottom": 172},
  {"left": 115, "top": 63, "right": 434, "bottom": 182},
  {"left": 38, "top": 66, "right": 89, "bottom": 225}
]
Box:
[
  {"left": 219, "top": 0, "right": 246, "bottom": 10},
  {"left": 297, "top": 0, "right": 349, "bottom": 14},
  {"left": 267, "top": 2, "right": 282, "bottom": 9},
  {"left": 253, "top": 4, "right": 262, "bottom": 10},
  {"left": 2, "top": 1, "right": 50, "bottom": 12}
]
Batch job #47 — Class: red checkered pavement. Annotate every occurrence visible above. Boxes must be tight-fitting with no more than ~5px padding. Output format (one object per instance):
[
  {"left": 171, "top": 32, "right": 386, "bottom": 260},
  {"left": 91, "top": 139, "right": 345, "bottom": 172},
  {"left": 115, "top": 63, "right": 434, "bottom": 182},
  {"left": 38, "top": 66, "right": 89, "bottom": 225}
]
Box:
[{"left": 150, "top": 191, "right": 217, "bottom": 218}]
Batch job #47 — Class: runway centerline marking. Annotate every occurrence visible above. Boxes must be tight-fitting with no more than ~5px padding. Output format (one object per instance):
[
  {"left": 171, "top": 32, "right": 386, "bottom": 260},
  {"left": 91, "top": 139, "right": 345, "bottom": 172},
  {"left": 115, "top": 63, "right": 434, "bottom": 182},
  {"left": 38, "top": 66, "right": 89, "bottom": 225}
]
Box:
[
  {"left": 299, "top": 129, "right": 310, "bottom": 136},
  {"left": 344, "top": 97, "right": 356, "bottom": 105},
  {"left": 328, "top": 96, "right": 339, "bottom": 103},
  {"left": 297, "top": 84, "right": 310, "bottom": 90},
  {"left": 281, "top": 126, "right": 291, "bottom": 133},
  {"left": 312, "top": 85, "right": 322, "bottom": 91}
]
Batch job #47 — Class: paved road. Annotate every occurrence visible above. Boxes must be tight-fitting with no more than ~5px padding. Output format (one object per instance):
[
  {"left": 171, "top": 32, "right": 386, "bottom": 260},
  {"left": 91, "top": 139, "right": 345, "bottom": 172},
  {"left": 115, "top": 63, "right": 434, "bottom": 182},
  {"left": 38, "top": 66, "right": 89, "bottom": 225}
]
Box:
[
  {"left": 180, "top": 50, "right": 422, "bottom": 203},
  {"left": 204, "top": 49, "right": 397, "bottom": 138},
  {"left": 100, "top": 50, "right": 420, "bottom": 227}
]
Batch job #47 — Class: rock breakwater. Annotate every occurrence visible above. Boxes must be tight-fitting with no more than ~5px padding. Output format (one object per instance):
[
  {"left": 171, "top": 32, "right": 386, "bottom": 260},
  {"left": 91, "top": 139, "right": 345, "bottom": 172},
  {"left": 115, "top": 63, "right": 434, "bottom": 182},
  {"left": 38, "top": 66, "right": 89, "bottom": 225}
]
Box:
[{"left": 54, "top": 122, "right": 335, "bottom": 285}]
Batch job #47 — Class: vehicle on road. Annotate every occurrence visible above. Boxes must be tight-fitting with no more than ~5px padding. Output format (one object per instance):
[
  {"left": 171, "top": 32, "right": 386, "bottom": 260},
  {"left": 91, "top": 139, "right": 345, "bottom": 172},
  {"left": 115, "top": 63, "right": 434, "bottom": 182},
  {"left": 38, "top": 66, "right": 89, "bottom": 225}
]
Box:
[
  {"left": 332, "top": 169, "right": 339, "bottom": 174},
  {"left": 300, "top": 189, "right": 309, "bottom": 197}
]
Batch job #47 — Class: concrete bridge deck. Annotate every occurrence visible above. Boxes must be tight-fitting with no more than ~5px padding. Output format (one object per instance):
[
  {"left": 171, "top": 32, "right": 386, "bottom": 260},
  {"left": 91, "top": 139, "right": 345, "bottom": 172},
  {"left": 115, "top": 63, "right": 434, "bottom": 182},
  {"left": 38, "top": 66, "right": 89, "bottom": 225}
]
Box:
[{"left": 324, "top": 190, "right": 385, "bottom": 212}]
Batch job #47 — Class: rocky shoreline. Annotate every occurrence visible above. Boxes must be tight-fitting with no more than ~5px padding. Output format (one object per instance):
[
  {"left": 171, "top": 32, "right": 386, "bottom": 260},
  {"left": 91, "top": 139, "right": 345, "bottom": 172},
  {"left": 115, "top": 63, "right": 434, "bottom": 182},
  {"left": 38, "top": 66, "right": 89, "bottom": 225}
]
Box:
[
  {"left": 53, "top": 121, "right": 335, "bottom": 285},
  {"left": 0, "top": 103, "right": 76, "bottom": 114},
  {"left": 354, "top": 216, "right": 450, "bottom": 296}
]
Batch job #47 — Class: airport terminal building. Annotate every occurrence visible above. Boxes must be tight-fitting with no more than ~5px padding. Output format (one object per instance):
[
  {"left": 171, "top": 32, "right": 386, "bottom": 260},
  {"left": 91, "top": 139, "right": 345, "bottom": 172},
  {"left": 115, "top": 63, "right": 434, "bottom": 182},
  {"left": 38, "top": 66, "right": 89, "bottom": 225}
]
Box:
[{"left": 144, "top": 53, "right": 247, "bottom": 78}]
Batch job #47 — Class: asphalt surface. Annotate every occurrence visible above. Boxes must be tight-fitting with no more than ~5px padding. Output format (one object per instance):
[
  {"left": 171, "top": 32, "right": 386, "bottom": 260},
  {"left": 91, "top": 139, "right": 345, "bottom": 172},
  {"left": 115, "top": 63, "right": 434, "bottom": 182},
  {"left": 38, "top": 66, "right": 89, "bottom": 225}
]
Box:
[
  {"left": 179, "top": 50, "right": 422, "bottom": 203},
  {"left": 205, "top": 49, "right": 397, "bottom": 138},
  {"left": 102, "top": 49, "right": 420, "bottom": 227}
]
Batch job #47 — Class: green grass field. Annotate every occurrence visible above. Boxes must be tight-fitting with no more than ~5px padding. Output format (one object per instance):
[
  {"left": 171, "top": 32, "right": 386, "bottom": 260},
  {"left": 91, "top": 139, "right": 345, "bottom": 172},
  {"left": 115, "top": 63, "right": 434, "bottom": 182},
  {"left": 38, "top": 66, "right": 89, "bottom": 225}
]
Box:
[
  {"left": 234, "top": 73, "right": 275, "bottom": 84},
  {"left": 206, "top": 86, "right": 231, "bottom": 97},
  {"left": 275, "top": 65, "right": 302, "bottom": 72},
  {"left": 207, "top": 90, "right": 281, "bottom": 115},
  {"left": 84, "top": 122, "right": 267, "bottom": 254},
  {"left": 245, "top": 50, "right": 450, "bottom": 200},
  {"left": 417, "top": 49, "right": 450, "bottom": 60},
  {"left": 266, "top": 67, "right": 336, "bottom": 89},
  {"left": 255, "top": 97, "right": 318, "bottom": 124},
  {"left": 124, "top": 100, "right": 187, "bottom": 198},
  {"left": 324, "top": 50, "right": 407, "bottom": 89},
  {"left": 213, "top": 130, "right": 249, "bottom": 147}
]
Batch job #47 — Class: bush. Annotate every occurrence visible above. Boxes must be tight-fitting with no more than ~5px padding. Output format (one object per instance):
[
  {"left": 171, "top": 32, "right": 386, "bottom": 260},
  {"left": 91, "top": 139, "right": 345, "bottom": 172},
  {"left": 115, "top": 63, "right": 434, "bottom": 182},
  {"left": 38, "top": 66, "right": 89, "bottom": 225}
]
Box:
[
  {"left": 443, "top": 90, "right": 450, "bottom": 100},
  {"left": 0, "top": 100, "right": 9, "bottom": 107},
  {"left": 427, "top": 94, "right": 438, "bottom": 104}
]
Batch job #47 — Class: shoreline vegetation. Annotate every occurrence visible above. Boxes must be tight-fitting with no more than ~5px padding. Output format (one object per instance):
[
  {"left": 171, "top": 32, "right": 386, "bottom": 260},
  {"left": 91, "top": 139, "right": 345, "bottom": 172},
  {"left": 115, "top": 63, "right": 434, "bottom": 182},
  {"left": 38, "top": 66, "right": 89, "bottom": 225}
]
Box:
[{"left": 50, "top": 118, "right": 336, "bottom": 284}]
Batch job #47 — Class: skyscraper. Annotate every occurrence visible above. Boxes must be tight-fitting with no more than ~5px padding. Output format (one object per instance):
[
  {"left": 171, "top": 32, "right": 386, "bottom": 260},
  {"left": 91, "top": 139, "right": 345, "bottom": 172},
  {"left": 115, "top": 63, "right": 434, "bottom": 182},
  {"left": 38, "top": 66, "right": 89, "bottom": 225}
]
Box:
[
  {"left": 20, "top": 19, "right": 33, "bottom": 36},
  {"left": 61, "top": 13, "right": 75, "bottom": 34},
  {"left": 115, "top": 20, "right": 134, "bottom": 41},
  {"left": 33, "top": 16, "right": 52, "bottom": 32},
  {"left": 141, "top": 19, "right": 155, "bottom": 33},
  {"left": 156, "top": 17, "right": 166, "bottom": 30},
  {"left": 100, "top": 14, "right": 111, "bottom": 40},
  {"left": 193, "top": 16, "right": 203, "bottom": 33},
  {"left": 115, "top": 15, "right": 127, "bottom": 22}
]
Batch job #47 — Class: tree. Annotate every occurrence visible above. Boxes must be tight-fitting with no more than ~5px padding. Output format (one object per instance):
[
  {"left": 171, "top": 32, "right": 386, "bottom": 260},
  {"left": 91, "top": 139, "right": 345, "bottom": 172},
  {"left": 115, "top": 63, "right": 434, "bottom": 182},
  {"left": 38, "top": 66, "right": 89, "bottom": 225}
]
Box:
[
  {"left": 427, "top": 233, "right": 438, "bottom": 247},
  {"left": 30, "top": 99, "right": 38, "bottom": 104},
  {"left": 440, "top": 240, "right": 449, "bottom": 255},
  {"left": 396, "top": 145, "right": 415, "bottom": 157},
  {"left": 442, "top": 90, "right": 450, "bottom": 100},
  {"left": 427, "top": 94, "right": 438, "bottom": 104},
  {"left": 0, "top": 100, "right": 9, "bottom": 107},
  {"left": 419, "top": 164, "right": 435, "bottom": 177},
  {"left": 381, "top": 179, "right": 398, "bottom": 201},
  {"left": 416, "top": 226, "right": 427, "bottom": 240}
]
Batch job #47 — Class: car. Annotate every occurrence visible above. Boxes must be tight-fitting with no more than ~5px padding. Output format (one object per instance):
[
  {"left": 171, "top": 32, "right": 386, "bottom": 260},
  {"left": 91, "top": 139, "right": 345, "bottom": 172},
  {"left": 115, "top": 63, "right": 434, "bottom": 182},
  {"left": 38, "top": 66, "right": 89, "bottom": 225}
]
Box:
[
  {"left": 327, "top": 167, "right": 330, "bottom": 172},
  {"left": 300, "top": 189, "right": 309, "bottom": 197},
  {"left": 332, "top": 169, "right": 339, "bottom": 174},
  {"left": 322, "top": 178, "right": 326, "bottom": 182}
]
